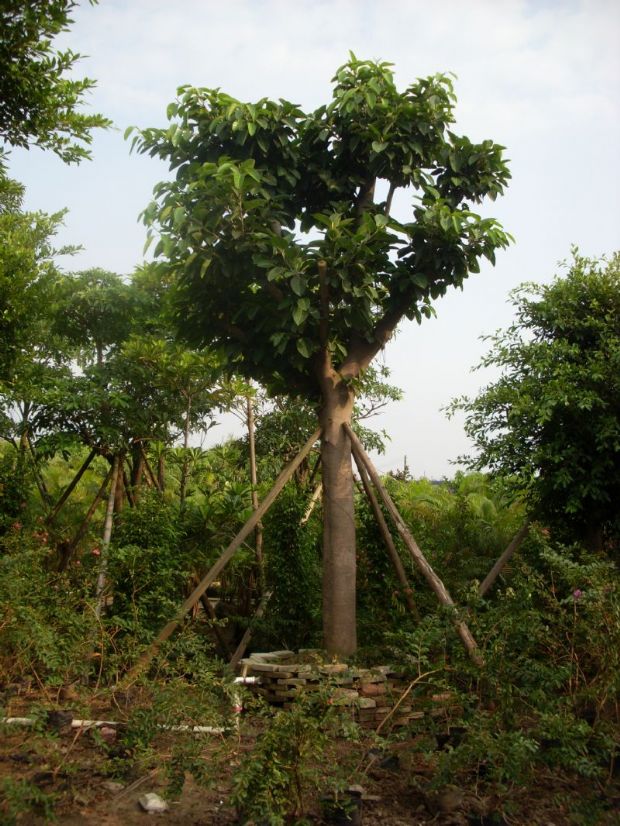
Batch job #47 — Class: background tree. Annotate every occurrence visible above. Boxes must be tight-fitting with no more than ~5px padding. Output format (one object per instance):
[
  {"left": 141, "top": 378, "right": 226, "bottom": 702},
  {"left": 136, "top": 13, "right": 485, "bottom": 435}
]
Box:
[
  {"left": 134, "top": 55, "right": 511, "bottom": 655},
  {"left": 0, "top": 0, "right": 110, "bottom": 166},
  {"left": 0, "top": 179, "right": 71, "bottom": 385},
  {"left": 451, "top": 250, "right": 620, "bottom": 555}
]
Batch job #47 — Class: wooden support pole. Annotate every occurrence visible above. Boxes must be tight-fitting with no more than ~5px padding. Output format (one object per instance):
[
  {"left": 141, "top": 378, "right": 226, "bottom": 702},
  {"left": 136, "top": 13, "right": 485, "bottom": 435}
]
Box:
[
  {"left": 353, "top": 457, "right": 418, "bottom": 618},
  {"left": 124, "top": 429, "right": 321, "bottom": 682},
  {"left": 230, "top": 590, "right": 273, "bottom": 669},
  {"left": 246, "top": 394, "right": 264, "bottom": 589},
  {"left": 478, "top": 522, "right": 530, "bottom": 598},
  {"left": 344, "top": 424, "right": 483, "bottom": 666},
  {"left": 46, "top": 449, "right": 97, "bottom": 525}
]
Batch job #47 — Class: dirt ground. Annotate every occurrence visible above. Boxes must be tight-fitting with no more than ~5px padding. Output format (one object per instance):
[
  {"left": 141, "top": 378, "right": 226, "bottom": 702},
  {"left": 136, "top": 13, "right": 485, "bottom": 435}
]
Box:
[{"left": 1, "top": 691, "right": 618, "bottom": 825}]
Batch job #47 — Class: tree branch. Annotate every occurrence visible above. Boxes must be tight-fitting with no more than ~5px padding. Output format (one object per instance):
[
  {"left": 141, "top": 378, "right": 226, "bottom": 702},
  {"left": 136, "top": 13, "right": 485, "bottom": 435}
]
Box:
[
  {"left": 385, "top": 182, "right": 396, "bottom": 216},
  {"left": 341, "top": 288, "right": 415, "bottom": 378}
]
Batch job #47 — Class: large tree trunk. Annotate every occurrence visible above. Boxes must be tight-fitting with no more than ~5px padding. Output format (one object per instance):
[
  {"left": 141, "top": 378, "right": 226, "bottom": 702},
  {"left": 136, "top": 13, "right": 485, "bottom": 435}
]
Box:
[{"left": 319, "top": 373, "right": 356, "bottom": 658}]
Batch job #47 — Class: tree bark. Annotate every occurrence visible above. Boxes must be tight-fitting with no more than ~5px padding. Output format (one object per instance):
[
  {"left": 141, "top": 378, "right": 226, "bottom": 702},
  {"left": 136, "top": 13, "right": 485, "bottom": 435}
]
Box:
[
  {"left": 129, "top": 442, "right": 145, "bottom": 500},
  {"left": 319, "top": 373, "right": 357, "bottom": 657}
]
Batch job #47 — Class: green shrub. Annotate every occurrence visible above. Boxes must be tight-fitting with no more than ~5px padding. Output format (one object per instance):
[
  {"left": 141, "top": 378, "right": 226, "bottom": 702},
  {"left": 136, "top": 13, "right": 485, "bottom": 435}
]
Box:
[{"left": 0, "top": 533, "right": 95, "bottom": 685}]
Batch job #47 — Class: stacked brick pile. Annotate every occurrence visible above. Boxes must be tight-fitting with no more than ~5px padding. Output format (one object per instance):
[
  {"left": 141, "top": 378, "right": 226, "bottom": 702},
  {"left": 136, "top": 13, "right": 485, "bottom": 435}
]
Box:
[{"left": 237, "top": 650, "right": 451, "bottom": 729}]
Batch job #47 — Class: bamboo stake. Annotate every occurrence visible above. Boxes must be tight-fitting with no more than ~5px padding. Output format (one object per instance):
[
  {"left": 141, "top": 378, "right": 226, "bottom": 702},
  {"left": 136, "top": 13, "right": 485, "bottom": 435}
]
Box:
[
  {"left": 230, "top": 590, "right": 273, "bottom": 669},
  {"left": 344, "top": 424, "right": 482, "bottom": 666},
  {"left": 95, "top": 456, "right": 120, "bottom": 619},
  {"left": 478, "top": 522, "right": 530, "bottom": 598},
  {"left": 46, "top": 449, "right": 97, "bottom": 525},
  {"left": 353, "top": 458, "right": 418, "bottom": 617},
  {"left": 124, "top": 429, "right": 321, "bottom": 681}
]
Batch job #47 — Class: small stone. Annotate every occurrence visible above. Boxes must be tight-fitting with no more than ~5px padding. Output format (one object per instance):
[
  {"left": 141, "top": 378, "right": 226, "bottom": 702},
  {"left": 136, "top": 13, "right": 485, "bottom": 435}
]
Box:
[
  {"left": 138, "top": 792, "right": 169, "bottom": 813},
  {"left": 330, "top": 688, "right": 359, "bottom": 706},
  {"left": 321, "top": 663, "right": 349, "bottom": 674},
  {"left": 99, "top": 726, "right": 117, "bottom": 744},
  {"left": 360, "top": 683, "right": 387, "bottom": 697},
  {"left": 358, "top": 696, "right": 377, "bottom": 709},
  {"left": 103, "top": 780, "right": 125, "bottom": 793}
]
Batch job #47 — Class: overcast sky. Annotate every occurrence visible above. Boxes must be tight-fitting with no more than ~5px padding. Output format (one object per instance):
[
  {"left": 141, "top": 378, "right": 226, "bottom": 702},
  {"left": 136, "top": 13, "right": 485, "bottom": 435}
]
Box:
[{"left": 8, "top": 0, "right": 620, "bottom": 477}]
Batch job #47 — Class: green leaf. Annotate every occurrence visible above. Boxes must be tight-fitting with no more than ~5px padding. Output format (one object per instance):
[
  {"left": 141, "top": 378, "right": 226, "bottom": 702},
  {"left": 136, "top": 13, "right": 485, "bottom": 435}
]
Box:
[
  {"left": 292, "top": 303, "right": 308, "bottom": 326},
  {"left": 371, "top": 140, "right": 388, "bottom": 153},
  {"left": 296, "top": 338, "right": 312, "bottom": 358},
  {"left": 290, "top": 274, "right": 306, "bottom": 296}
]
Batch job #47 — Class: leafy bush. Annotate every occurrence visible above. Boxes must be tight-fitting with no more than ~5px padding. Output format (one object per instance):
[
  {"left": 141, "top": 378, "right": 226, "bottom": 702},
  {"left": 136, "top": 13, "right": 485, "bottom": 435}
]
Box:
[
  {"left": 258, "top": 485, "right": 322, "bottom": 649},
  {"left": 107, "top": 491, "right": 186, "bottom": 639},
  {"left": 230, "top": 692, "right": 352, "bottom": 825},
  {"left": 389, "top": 530, "right": 620, "bottom": 817},
  {"left": 0, "top": 533, "right": 96, "bottom": 685}
]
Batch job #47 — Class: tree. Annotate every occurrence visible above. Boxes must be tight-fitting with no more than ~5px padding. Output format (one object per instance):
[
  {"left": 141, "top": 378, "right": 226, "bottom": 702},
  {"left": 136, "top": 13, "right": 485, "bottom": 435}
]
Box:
[
  {"left": 51, "top": 268, "right": 140, "bottom": 366},
  {"left": 0, "top": 178, "right": 71, "bottom": 386},
  {"left": 0, "top": 0, "right": 110, "bottom": 165},
  {"left": 451, "top": 250, "right": 620, "bottom": 554},
  {"left": 134, "top": 55, "right": 511, "bottom": 655}
]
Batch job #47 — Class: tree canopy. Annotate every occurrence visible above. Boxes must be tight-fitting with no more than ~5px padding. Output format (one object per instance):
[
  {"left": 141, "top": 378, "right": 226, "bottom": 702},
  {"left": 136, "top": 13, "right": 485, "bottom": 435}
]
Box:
[
  {"left": 0, "top": 0, "right": 110, "bottom": 165},
  {"left": 134, "top": 54, "right": 511, "bottom": 397},
  {"left": 0, "top": 178, "right": 71, "bottom": 386},
  {"left": 452, "top": 250, "right": 620, "bottom": 553}
]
